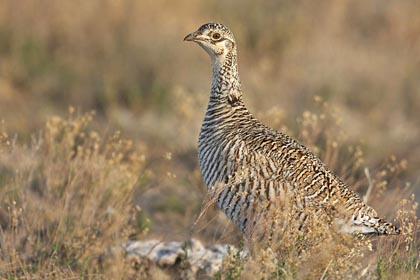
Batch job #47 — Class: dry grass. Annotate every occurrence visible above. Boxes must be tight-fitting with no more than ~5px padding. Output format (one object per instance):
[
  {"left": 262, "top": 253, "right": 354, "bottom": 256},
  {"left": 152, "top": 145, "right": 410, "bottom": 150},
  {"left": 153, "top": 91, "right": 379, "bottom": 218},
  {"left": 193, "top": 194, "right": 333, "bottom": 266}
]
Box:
[
  {"left": 0, "top": 112, "right": 150, "bottom": 278},
  {"left": 0, "top": 0, "right": 419, "bottom": 278}
]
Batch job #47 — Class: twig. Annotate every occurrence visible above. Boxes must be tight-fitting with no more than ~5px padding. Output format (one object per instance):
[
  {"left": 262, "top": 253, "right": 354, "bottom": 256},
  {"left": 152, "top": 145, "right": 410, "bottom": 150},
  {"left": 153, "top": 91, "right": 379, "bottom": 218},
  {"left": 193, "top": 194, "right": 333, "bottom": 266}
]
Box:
[
  {"left": 319, "top": 259, "right": 332, "bottom": 280},
  {"left": 363, "top": 167, "right": 374, "bottom": 204}
]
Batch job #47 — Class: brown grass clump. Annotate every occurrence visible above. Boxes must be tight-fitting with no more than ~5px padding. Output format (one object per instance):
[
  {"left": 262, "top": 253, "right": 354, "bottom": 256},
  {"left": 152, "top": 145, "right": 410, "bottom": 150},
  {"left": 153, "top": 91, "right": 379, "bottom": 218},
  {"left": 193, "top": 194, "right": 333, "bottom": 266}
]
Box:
[
  {"left": 212, "top": 195, "right": 419, "bottom": 279},
  {"left": 0, "top": 110, "right": 148, "bottom": 278},
  {"left": 373, "top": 194, "right": 419, "bottom": 279}
]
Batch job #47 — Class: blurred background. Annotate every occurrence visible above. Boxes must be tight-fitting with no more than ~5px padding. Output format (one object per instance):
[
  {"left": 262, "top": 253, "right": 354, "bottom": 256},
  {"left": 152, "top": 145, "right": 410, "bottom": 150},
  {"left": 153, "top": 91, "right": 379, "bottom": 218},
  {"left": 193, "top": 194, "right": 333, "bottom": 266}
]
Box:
[{"left": 0, "top": 0, "right": 419, "bottom": 244}]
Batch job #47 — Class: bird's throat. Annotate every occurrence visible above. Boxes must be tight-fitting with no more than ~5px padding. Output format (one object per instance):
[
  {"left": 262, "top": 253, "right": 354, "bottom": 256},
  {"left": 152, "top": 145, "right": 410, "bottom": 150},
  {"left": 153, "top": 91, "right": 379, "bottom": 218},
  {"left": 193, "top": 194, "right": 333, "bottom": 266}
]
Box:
[{"left": 210, "top": 52, "right": 242, "bottom": 104}]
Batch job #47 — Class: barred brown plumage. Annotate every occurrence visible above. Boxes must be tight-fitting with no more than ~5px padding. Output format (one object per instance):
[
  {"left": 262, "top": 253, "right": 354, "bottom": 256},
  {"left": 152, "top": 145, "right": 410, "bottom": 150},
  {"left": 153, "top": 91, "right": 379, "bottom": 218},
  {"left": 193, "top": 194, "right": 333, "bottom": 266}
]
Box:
[{"left": 184, "top": 23, "right": 400, "bottom": 239}]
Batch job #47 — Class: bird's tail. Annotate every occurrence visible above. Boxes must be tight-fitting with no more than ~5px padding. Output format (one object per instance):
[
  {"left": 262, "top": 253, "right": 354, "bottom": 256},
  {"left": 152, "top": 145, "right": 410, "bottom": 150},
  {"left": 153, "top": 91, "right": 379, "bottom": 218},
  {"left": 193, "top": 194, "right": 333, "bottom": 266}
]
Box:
[{"left": 337, "top": 207, "right": 400, "bottom": 235}]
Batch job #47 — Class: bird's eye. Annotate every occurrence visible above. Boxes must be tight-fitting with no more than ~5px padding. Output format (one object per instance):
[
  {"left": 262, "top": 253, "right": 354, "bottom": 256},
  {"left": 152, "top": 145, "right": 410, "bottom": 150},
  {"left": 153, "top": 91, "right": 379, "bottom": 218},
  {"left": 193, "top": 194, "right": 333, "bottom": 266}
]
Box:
[{"left": 211, "top": 32, "right": 221, "bottom": 40}]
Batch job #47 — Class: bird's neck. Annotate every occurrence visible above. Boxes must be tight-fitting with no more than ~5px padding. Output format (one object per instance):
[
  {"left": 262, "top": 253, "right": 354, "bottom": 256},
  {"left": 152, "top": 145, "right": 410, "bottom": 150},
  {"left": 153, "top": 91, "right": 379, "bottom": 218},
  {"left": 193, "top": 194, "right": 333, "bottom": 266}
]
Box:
[{"left": 210, "top": 50, "right": 243, "bottom": 105}]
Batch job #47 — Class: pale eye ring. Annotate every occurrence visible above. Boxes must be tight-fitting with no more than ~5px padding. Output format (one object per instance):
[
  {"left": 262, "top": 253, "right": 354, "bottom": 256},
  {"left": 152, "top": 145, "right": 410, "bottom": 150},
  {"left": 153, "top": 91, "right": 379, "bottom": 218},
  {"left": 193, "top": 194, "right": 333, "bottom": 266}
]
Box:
[{"left": 211, "top": 32, "right": 221, "bottom": 40}]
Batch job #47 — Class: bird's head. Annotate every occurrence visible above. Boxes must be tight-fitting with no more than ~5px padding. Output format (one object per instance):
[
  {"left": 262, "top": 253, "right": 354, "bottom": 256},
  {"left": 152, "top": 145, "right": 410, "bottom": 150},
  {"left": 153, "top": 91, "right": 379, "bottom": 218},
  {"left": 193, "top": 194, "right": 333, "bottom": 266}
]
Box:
[{"left": 184, "top": 23, "right": 236, "bottom": 64}]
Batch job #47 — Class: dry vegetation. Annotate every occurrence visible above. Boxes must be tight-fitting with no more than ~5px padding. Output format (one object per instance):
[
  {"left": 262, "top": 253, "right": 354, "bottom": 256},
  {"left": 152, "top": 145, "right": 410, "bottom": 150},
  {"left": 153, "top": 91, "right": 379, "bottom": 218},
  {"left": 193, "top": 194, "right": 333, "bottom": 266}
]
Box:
[{"left": 0, "top": 0, "right": 419, "bottom": 278}]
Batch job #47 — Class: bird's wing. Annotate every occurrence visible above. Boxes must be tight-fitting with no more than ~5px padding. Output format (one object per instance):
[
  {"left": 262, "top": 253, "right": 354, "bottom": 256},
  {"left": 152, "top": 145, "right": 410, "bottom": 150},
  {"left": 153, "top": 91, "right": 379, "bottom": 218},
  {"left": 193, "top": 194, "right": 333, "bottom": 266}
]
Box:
[{"left": 243, "top": 125, "right": 399, "bottom": 234}]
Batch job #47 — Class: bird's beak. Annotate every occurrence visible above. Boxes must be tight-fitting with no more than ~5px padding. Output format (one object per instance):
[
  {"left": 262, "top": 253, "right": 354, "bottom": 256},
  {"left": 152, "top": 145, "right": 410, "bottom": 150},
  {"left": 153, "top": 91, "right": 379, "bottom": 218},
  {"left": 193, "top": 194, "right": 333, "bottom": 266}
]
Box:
[{"left": 183, "top": 31, "right": 196, "bottom": 42}]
